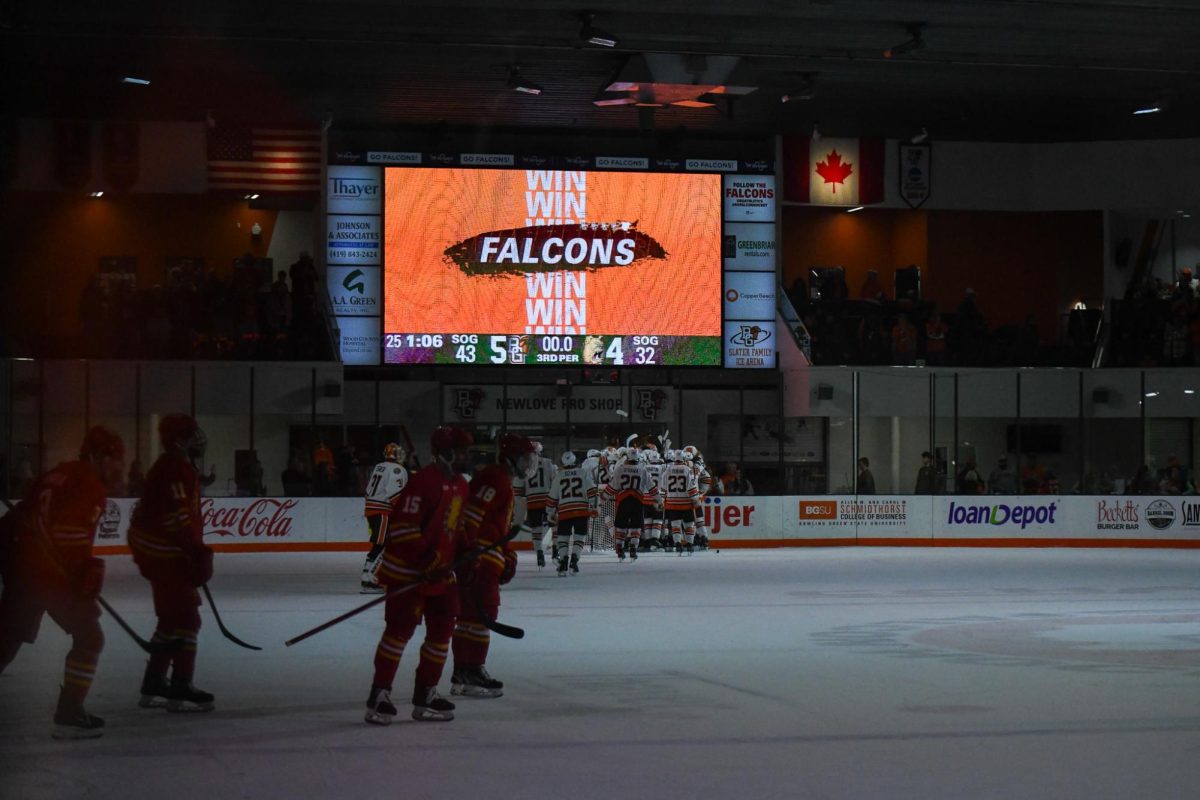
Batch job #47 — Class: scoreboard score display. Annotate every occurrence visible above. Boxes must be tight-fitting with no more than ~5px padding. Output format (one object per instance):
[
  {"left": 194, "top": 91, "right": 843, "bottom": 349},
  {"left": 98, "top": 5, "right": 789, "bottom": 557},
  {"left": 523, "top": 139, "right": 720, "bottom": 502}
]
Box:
[{"left": 381, "top": 168, "right": 725, "bottom": 366}]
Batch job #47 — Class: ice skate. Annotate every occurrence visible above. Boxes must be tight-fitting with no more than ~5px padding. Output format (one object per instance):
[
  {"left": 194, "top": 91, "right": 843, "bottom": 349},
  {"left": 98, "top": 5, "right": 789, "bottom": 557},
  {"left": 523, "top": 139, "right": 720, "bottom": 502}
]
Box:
[
  {"left": 166, "top": 679, "right": 215, "bottom": 713},
  {"left": 364, "top": 685, "right": 397, "bottom": 725},
  {"left": 556, "top": 556, "right": 568, "bottom": 576},
  {"left": 360, "top": 579, "right": 385, "bottom": 594},
  {"left": 569, "top": 553, "right": 580, "bottom": 574},
  {"left": 412, "top": 686, "right": 455, "bottom": 720},
  {"left": 450, "top": 665, "right": 503, "bottom": 698},
  {"left": 138, "top": 665, "right": 171, "bottom": 709},
  {"left": 52, "top": 689, "right": 104, "bottom": 739},
  {"left": 536, "top": 550, "right": 546, "bottom": 568}
]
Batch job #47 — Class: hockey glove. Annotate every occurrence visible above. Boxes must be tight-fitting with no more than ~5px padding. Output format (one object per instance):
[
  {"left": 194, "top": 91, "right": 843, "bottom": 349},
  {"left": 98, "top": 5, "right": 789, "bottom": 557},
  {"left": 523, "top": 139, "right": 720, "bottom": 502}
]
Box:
[
  {"left": 499, "top": 548, "right": 518, "bottom": 585},
  {"left": 78, "top": 556, "right": 106, "bottom": 600}
]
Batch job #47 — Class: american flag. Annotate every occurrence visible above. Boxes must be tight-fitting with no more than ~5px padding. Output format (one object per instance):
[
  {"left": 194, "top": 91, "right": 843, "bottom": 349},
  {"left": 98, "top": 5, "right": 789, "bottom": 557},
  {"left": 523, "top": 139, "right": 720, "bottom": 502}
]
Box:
[{"left": 207, "top": 126, "right": 321, "bottom": 192}]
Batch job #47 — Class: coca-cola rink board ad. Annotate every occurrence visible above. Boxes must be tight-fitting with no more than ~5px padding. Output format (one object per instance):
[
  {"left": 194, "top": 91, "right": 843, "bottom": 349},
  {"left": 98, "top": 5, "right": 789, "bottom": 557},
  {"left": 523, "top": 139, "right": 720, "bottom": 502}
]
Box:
[{"left": 85, "top": 498, "right": 369, "bottom": 553}]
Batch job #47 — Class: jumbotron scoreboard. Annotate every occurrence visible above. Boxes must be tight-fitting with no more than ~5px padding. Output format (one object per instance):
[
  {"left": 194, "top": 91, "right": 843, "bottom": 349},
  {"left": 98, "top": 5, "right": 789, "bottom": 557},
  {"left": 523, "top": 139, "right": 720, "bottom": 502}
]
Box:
[{"left": 324, "top": 154, "right": 778, "bottom": 369}]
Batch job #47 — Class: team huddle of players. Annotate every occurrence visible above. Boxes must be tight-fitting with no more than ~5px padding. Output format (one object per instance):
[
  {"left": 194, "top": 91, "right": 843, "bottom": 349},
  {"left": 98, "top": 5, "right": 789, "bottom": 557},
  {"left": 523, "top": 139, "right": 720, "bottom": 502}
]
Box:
[{"left": 520, "top": 437, "right": 717, "bottom": 572}]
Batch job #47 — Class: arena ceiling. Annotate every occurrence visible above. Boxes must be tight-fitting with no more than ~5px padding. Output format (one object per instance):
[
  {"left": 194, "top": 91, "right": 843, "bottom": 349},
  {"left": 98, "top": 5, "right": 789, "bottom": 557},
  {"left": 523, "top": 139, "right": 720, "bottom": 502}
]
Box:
[{"left": 3, "top": 0, "right": 1200, "bottom": 144}]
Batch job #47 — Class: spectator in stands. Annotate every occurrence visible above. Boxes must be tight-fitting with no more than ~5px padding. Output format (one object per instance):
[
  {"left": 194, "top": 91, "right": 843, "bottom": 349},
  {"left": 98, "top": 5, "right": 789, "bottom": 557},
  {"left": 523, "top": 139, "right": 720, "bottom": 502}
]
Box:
[
  {"left": 724, "top": 465, "right": 754, "bottom": 496},
  {"left": 281, "top": 454, "right": 312, "bottom": 497},
  {"left": 988, "top": 456, "right": 1019, "bottom": 494},
  {"left": 336, "top": 444, "right": 362, "bottom": 496},
  {"left": 923, "top": 310, "right": 947, "bottom": 366},
  {"left": 858, "top": 270, "right": 886, "bottom": 304},
  {"left": 1021, "top": 453, "right": 1047, "bottom": 494},
  {"left": 1162, "top": 455, "right": 1190, "bottom": 494},
  {"left": 857, "top": 311, "right": 887, "bottom": 364},
  {"left": 1130, "top": 464, "right": 1157, "bottom": 494},
  {"left": 890, "top": 313, "right": 917, "bottom": 366},
  {"left": 914, "top": 451, "right": 938, "bottom": 494},
  {"left": 856, "top": 457, "right": 876, "bottom": 495},
  {"left": 957, "top": 458, "right": 985, "bottom": 495}
]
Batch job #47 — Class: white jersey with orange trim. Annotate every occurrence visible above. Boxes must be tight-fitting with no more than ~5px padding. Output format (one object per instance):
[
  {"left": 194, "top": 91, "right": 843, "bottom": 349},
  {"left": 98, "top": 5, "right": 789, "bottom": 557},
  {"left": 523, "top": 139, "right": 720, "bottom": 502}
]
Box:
[
  {"left": 525, "top": 456, "right": 557, "bottom": 510},
  {"left": 662, "top": 462, "right": 699, "bottom": 510},
  {"left": 604, "top": 460, "right": 656, "bottom": 504},
  {"left": 548, "top": 466, "right": 596, "bottom": 521},
  {"left": 364, "top": 460, "right": 408, "bottom": 517},
  {"left": 643, "top": 462, "right": 664, "bottom": 508}
]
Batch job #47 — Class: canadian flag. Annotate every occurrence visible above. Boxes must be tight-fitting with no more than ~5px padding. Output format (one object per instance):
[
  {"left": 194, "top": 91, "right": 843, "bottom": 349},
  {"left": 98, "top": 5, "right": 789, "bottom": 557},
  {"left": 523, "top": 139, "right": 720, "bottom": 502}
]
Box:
[{"left": 783, "top": 136, "right": 885, "bottom": 206}]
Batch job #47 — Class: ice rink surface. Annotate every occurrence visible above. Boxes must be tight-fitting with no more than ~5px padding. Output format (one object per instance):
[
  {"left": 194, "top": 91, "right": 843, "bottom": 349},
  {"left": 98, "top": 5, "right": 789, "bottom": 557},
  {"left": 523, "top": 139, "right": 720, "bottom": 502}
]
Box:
[{"left": 2, "top": 546, "right": 1199, "bottom": 800}]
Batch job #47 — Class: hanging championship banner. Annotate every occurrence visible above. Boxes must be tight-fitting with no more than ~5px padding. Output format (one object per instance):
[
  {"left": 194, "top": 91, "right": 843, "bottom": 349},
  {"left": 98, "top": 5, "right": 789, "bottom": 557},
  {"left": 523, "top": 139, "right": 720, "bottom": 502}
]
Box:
[{"left": 899, "top": 142, "right": 932, "bottom": 209}]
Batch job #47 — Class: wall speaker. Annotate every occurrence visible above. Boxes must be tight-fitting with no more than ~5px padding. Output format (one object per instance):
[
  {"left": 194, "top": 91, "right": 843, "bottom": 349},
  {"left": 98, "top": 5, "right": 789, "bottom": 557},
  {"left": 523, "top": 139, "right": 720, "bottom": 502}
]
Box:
[
  {"left": 1092, "top": 388, "right": 1110, "bottom": 404},
  {"left": 817, "top": 384, "right": 834, "bottom": 400}
]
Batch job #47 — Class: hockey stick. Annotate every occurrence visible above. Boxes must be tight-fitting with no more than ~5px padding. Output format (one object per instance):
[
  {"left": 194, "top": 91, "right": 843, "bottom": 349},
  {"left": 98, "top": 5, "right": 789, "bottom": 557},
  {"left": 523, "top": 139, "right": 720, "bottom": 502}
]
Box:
[
  {"left": 467, "top": 587, "right": 525, "bottom": 640},
  {"left": 399, "top": 425, "right": 421, "bottom": 468},
  {"left": 2, "top": 498, "right": 182, "bottom": 655},
  {"left": 285, "top": 527, "right": 521, "bottom": 647},
  {"left": 201, "top": 584, "right": 262, "bottom": 650}
]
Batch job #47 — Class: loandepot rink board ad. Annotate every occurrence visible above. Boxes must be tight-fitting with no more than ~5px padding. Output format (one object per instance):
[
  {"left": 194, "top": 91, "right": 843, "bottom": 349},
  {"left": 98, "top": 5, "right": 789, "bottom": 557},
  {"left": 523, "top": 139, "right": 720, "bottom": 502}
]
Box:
[{"left": 381, "top": 168, "right": 723, "bottom": 366}]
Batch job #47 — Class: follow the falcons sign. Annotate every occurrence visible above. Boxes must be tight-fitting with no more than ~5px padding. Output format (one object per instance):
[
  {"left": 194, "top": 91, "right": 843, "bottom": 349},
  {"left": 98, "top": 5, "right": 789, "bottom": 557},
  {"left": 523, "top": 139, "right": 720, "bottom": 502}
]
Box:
[{"left": 782, "top": 136, "right": 885, "bottom": 206}]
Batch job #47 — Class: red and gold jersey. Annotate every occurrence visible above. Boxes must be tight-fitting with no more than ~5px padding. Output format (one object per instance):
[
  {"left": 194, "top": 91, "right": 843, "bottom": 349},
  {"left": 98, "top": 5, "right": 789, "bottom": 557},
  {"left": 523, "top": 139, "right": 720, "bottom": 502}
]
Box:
[
  {"left": 460, "top": 463, "right": 516, "bottom": 577},
  {"left": 377, "top": 464, "right": 468, "bottom": 585},
  {"left": 128, "top": 453, "right": 203, "bottom": 569},
  {"left": 16, "top": 461, "right": 106, "bottom": 581}
]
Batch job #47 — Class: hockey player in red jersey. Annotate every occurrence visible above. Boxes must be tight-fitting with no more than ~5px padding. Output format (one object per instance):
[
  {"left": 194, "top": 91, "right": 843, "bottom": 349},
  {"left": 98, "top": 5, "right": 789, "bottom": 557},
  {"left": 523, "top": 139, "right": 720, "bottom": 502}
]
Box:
[
  {"left": 365, "top": 426, "right": 472, "bottom": 724},
  {"left": 129, "top": 414, "right": 216, "bottom": 713},
  {"left": 450, "top": 433, "right": 536, "bottom": 698},
  {"left": 0, "top": 426, "right": 125, "bottom": 738}
]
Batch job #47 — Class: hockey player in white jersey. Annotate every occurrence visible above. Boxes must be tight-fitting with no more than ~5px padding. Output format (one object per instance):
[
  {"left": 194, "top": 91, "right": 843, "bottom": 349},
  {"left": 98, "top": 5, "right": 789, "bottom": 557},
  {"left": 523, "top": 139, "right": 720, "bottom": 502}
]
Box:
[
  {"left": 547, "top": 451, "right": 596, "bottom": 575},
  {"left": 604, "top": 449, "right": 656, "bottom": 561},
  {"left": 663, "top": 449, "right": 700, "bottom": 554},
  {"left": 521, "top": 442, "right": 558, "bottom": 567},
  {"left": 641, "top": 447, "right": 666, "bottom": 551},
  {"left": 360, "top": 442, "right": 408, "bottom": 592},
  {"left": 687, "top": 447, "right": 716, "bottom": 550}
]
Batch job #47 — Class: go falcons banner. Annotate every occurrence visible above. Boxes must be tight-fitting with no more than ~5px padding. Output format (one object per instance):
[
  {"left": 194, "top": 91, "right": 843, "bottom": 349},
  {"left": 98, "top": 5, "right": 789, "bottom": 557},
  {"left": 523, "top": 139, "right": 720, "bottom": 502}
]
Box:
[{"left": 783, "top": 136, "right": 885, "bottom": 206}]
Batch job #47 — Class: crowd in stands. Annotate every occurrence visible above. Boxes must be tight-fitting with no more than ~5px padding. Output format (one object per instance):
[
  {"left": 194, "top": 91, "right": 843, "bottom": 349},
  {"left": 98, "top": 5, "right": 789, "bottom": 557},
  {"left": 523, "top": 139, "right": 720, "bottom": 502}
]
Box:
[
  {"left": 76, "top": 253, "right": 331, "bottom": 361},
  {"left": 786, "top": 270, "right": 1093, "bottom": 368},
  {"left": 1108, "top": 270, "right": 1200, "bottom": 367}
]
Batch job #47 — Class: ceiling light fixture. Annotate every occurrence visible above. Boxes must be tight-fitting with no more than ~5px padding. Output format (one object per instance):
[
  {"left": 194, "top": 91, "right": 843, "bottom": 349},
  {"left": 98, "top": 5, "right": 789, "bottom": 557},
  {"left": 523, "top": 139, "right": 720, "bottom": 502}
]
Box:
[
  {"left": 508, "top": 65, "right": 543, "bottom": 95},
  {"left": 579, "top": 11, "right": 617, "bottom": 48},
  {"left": 847, "top": 206, "right": 864, "bottom": 213},
  {"left": 911, "top": 127, "right": 929, "bottom": 144},
  {"left": 1133, "top": 105, "right": 1161, "bottom": 115},
  {"left": 121, "top": 76, "right": 150, "bottom": 85},
  {"left": 884, "top": 23, "right": 926, "bottom": 59},
  {"left": 811, "top": 122, "right": 822, "bottom": 142},
  {"left": 89, "top": 190, "right": 104, "bottom": 198}
]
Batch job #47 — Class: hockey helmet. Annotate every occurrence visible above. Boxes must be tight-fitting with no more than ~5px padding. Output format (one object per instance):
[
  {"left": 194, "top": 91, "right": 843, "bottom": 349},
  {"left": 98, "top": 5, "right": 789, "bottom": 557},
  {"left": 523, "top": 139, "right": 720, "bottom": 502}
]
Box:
[
  {"left": 499, "top": 434, "right": 538, "bottom": 479},
  {"left": 561, "top": 451, "right": 577, "bottom": 468},
  {"left": 80, "top": 425, "right": 125, "bottom": 462},
  {"left": 159, "top": 413, "right": 206, "bottom": 461},
  {"left": 532, "top": 440, "right": 544, "bottom": 455},
  {"left": 382, "top": 442, "right": 406, "bottom": 463},
  {"left": 586, "top": 449, "right": 600, "bottom": 459},
  {"left": 431, "top": 426, "right": 473, "bottom": 453}
]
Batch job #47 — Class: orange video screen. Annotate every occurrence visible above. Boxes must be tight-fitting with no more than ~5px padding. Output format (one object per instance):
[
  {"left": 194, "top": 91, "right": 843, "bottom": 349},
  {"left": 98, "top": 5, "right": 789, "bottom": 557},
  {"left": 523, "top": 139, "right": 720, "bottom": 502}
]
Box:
[{"left": 382, "top": 168, "right": 722, "bottom": 366}]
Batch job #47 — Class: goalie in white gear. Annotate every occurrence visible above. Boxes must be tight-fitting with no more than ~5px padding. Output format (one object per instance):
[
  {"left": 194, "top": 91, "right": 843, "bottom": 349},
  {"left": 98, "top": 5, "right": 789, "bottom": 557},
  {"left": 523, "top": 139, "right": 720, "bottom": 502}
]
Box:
[
  {"left": 360, "top": 442, "right": 409, "bottom": 592},
  {"left": 547, "top": 451, "right": 596, "bottom": 575},
  {"left": 663, "top": 449, "right": 700, "bottom": 554},
  {"left": 521, "top": 441, "right": 558, "bottom": 567},
  {"left": 591, "top": 444, "right": 619, "bottom": 551}
]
